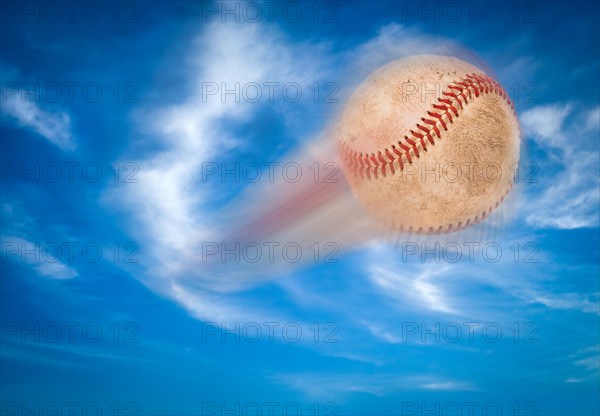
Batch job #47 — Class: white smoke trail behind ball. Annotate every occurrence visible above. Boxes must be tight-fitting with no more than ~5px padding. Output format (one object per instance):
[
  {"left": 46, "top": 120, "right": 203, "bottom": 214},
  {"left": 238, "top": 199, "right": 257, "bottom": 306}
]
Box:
[{"left": 194, "top": 41, "right": 522, "bottom": 284}]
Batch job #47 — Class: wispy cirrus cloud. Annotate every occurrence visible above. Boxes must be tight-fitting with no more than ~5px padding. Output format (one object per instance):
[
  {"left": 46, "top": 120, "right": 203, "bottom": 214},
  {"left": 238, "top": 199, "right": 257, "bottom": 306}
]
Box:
[
  {"left": 354, "top": 237, "right": 598, "bottom": 347},
  {"left": 271, "top": 372, "right": 478, "bottom": 399},
  {"left": 346, "top": 23, "right": 477, "bottom": 81},
  {"left": 521, "top": 103, "right": 600, "bottom": 229},
  {"left": 1, "top": 96, "right": 75, "bottom": 151},
  {"left": 106, "top": 19, "right": 334, "bottom": 323},
  {"left": 573, "top": 345, "right": 600, "bottom": 372},
  {"left": 0, "top": 236, "right": 78, "bottom": 280},
  {"left": 510, "top": 287, "right": 599, "bottom": 315},
  {"left": 368, "top": 262, "right": 459, "bottom": 315},
  {"left": 1, "top": 64, "right": 75, "bottom": 151}
]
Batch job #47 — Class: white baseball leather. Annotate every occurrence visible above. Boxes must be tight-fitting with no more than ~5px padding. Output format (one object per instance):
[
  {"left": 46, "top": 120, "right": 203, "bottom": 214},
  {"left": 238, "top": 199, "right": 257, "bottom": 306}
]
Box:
[{"left": 338, "top": 55, "right": 520, "bottom": 233}]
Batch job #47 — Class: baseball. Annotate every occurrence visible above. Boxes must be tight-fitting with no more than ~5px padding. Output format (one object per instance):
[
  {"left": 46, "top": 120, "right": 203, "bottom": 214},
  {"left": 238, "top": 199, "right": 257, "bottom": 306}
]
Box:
[{"left": 338, "top": 55, "right": 520, "bottom": 233}]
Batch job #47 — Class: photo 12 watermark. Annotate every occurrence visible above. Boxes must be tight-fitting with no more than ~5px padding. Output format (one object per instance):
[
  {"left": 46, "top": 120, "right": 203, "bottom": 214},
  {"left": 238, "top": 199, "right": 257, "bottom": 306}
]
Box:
[
  {"left": 0, "top": 1, "right": 144, "bottom": 24},
  {"left": 200, "top": 81, "right": 339, "bottom": 104},
  {"left": 201, "top": 321, "right": 340, "bottom": 344},
  {"left": 1, "top": 240, "right": 140, "bottom": 264},
  {"left": 1, "top": 81, "right": 140, "bottom": 104},
  {"left": 1, "top": 321, "right": 140, "bottom": 345},
  {"left": 398, "top": 1, "right": 540, "bottom": 24},
  {"left": 201, "top": 241, "right": 339, "bottom": 264},
  {"left": 202, "top": 401, "right": 340, "bottom": 416},
  {"left": 400, "top": 321, "right": 539, "bottom": 344},
  {"left": 200, "top": 1, "right": 341, "bottom": 24},
  {"left": 1, "top": 162, "right": 139, "bottom": 184},
  {"left": 395, "top": 241, "right": 539, "bottom": 263},
  {"left": 200, "top": 161, "right": 340, "bottom": 184},
  {"left": 401, "top": 401, "right": 540, "bottom": 416}
]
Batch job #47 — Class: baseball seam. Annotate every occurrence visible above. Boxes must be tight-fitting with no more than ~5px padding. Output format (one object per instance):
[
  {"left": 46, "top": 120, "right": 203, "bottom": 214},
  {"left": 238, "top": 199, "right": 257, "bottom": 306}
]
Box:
[{"left": 339, "top": 73, "right": 518, "bottom": 234}]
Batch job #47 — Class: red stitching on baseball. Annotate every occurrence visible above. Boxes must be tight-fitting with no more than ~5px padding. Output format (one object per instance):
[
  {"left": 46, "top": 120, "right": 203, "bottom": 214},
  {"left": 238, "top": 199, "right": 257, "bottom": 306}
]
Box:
[
  {"left": 339, "top": 72, "right": 518, "bottom": 234},
  {"left": 340, "top": 73, "right": 515, "bottom": 180}
]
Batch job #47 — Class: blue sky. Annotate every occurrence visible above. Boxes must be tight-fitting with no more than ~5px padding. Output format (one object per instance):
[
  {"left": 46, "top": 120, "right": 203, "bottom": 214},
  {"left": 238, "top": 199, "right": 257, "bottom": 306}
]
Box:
[{"left": 1, "top": 1, "right": 599, "bottom": 415}]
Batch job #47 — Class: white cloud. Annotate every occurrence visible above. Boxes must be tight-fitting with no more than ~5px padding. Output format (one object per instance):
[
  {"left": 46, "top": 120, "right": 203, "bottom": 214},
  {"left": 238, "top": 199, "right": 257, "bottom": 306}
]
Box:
[
  {"left": 106, "top": 20, "right": 334, "bottom": 322},
  {"left": 367, "top": 243, "right": 460, "bottom": 315},
  {"left": 370, "top": 264, "right": 459, "bottom": 315},
  {"left": 360, "top": 237, "right": 599, "bottom": 337},
  {"left": 271, "top": 372, "right": 478, "bottom": 399},
  {"left": 521, "top": 104, "right": 571, "bottom": 147},
  {"left": 565, "top": 344, "right": 600, "bottom": 382},
  {"left": 347, "top": 24, "right": 469, "bottom": 79},
  {"left": 583, "top": 105, "right": 600, "bottom": 132},
  {"left": 573, "top": 345, "right": 600, "bottom": 370},
  {"left": 1, "top": 84, "right": 75, "bottom": 151},
  {"left": 422, "top": 381, "right": 478, "bottom": 391},
  {"left": 565, "top": 377, "right": 584, "bottom": 383},
  {"left": 521, "top": 104, "right": 600, "bottom": 229},
  {"left": 1, "top": 236, "right": 78, "bottom": 280},
  {"left": 513, "top": 289, "right": 599, "bottom": 315}
]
